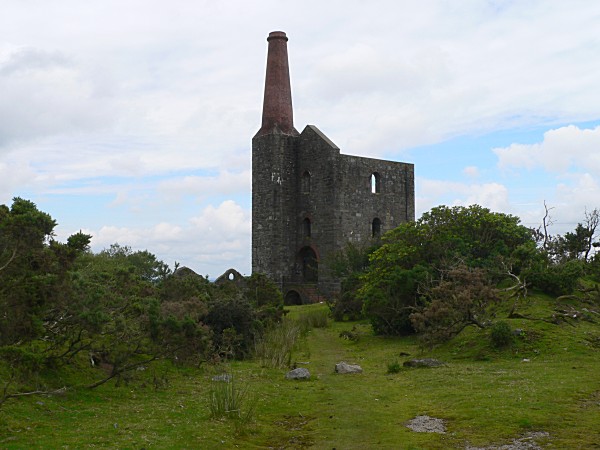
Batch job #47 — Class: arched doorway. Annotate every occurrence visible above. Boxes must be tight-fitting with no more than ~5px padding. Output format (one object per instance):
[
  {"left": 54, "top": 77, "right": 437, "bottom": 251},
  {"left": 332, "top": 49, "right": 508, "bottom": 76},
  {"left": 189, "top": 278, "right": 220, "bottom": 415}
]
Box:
[
  {"left": 297, "top": 246, "right": 318, "bottom": 282},
  {"left": 284, "top": 290, "right": 302, "bottom": 305}
]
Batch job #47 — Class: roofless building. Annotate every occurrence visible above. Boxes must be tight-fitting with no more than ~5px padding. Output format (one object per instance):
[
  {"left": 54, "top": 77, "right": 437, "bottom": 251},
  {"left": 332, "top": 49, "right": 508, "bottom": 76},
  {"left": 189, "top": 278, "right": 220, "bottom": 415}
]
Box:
[{"left": 252, "top": 31, "right": 415, "bottom": 304}]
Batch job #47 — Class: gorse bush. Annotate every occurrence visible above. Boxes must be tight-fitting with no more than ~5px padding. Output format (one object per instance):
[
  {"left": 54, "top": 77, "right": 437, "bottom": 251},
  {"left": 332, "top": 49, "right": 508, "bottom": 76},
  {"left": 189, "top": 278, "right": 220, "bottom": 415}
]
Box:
[{"left": 490, "top": 321, "right": 513, "bottom": 349}]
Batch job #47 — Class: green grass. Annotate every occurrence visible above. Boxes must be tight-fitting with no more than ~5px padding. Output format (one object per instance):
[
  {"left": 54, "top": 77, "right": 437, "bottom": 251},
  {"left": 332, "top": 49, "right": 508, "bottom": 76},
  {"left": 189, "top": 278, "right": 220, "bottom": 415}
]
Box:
[
  {"left": 1, "top": 298, "right": 599, "bottom": 448},
  {"left": 254, "top": 318, "right": 301, "bottom": 368}
]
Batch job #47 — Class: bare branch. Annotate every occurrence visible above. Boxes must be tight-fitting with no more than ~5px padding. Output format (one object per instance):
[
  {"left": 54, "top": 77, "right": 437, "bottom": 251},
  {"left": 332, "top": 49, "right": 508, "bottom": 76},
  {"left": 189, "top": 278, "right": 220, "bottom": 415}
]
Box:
[
  {"left": 541, "top": 200, "right": 555, "bottom": 250},
  {"left": 0, "top": 248, "right": 17, "bottom": 272},
  {"left": 1, "top": 372, "right": 67, "bottom": 408}
]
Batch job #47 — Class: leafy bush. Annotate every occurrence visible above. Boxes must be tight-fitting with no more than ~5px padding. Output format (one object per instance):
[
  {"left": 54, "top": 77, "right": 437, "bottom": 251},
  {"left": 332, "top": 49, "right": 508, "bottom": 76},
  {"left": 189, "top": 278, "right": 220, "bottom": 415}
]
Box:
[
  {"left": 361, "top": 265, "right": 429, "bottom": 336},
  {"left": 330, "top": 273, "right": 364, "bottom": 321},
  {"left": 205, "top": 296, "right": 258, "bottom": 359},
  {"left": 527, "top": 260, "right": 584, "bottom": 297},
  {"left": 360, "top": 205, "right": 533, "bottom": 336},
  {"left": 490, "top": 321, "right": 513, "bottom": 348},
  {"left": 327, "top": 243, "right": 376, "bottom": 321}
]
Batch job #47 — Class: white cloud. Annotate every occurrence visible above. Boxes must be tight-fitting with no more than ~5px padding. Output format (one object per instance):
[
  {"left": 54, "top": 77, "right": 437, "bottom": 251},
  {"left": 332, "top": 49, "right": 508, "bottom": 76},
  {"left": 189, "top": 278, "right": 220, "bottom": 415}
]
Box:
[
  {"left": 463, "top": 166, "right": 479, "bottom": 178},
  {"left": 494, "top": 125, "right": 600, "bottom": 173},
  {"left": 84, "top": 200, "right": 251, "bottom": 277},
  {"left": 0, "top": 160, "right": 37, "bottom": 203},
  {"left": 491, "top": 125, "right": 600, "bottom": 233},
  {"left": 158, "top": 170, "right": 251, "bottom": 202},
  {"left": 417, "top": 179, "right": 510, "bottom": 215},
  {"left": 0, "top": 46, "right": 115, "bottom": 148},
  {"left": 3, "top": 0, "right": 600, "bottom": 274}
]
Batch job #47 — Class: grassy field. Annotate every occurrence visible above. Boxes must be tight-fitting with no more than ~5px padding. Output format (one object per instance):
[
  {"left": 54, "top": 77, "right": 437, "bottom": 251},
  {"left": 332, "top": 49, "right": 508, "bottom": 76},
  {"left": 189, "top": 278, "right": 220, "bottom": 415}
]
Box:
[{"left": 1, "top": 299, "right": 599, "bottom": 449}]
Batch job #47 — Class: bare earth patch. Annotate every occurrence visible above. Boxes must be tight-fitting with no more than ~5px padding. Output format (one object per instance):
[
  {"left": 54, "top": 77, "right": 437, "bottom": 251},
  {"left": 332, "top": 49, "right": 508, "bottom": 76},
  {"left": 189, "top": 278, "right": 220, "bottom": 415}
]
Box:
[
  {"left": 406, "top": 415, "right": 446, "bottom": 433},
  {"left": 405, "top": 416, "right": 550, "bottom": 449}
]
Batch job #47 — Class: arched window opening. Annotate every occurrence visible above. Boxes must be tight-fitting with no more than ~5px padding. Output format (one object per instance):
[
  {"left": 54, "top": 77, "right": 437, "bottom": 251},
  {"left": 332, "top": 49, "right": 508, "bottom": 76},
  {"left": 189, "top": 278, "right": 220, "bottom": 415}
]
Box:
[
  {"left": 372, "top": 217, "right": 382, "bottom": 238},
  {"left": 301, "top": 171, "right": 311, "bottom": 194},
  {"left": 228, "top": 272, "right": 235, "bottom": 281},
  {"left": 370, "top": 172, "right": 381, "bottom": 194},
  {"left": 303, "top": 218, "right": 312, "bottom": 237},
  {"left": 297, "top": 246, "right": 318, "bottom": 282}
]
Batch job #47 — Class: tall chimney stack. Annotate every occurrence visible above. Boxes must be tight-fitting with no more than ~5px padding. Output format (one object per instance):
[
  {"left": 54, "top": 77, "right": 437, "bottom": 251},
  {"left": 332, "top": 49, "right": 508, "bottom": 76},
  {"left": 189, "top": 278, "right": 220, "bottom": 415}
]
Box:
[{"left": 256, "top": 31, "right": 298, "bottom": 137}]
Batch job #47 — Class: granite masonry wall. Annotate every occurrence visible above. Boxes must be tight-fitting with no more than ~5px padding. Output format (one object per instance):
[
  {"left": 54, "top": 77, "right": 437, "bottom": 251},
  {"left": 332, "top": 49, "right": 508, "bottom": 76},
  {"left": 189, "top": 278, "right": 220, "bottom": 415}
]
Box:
[{"left": 252, "top": 32, "right": 415, "bottom": 304}]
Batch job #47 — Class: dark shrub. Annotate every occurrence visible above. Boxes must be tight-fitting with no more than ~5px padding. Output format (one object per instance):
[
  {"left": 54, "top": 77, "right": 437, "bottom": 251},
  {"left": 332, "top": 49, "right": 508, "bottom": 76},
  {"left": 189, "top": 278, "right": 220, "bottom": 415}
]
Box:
[{"left": 490, "top": 321, "right": 513, "bottom": 348}]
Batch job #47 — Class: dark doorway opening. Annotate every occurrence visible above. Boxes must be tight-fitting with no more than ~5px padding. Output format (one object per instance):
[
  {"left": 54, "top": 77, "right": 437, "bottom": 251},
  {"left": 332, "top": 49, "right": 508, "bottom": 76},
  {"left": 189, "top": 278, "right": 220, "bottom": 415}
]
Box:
[
  {"left": 372, "top": 217, "right": 382, "bottom": 237},
  {"left": 297, "top": 246, "right": 318, "bottom": 282},
  {"left": 284, "top": 290, "right": 302, "bottom": 305}
]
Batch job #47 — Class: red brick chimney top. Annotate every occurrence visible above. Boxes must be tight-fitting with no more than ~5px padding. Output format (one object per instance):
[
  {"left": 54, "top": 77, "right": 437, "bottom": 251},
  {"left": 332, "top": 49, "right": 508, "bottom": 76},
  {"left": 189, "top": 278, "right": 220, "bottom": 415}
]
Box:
[
  {"left": 267, "top": 31, "right": 288, "bottom": 42},
  {"left": 256, "top": 31, "right": 298, "bottom": 137}
]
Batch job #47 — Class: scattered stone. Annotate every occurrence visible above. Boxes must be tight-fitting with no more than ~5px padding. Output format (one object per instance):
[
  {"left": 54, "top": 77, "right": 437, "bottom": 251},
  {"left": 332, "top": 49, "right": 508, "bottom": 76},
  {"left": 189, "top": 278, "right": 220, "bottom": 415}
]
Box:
[
  {"left": 521, "top": 358, "right": 530, "bottom": 363},
  {"left": 403, "top": 358, "right": 445, "bottom": 368},
  {"left": 335, "top": 361, "right": 363, "bottom": 374},
  {"left": 286, "top": 368, "right": 310, "bottom": 380},
  {"left": 465, "top": 431, "right": 550, "bottom": 449},
  {"left": 211, "top": 374, "right": 232, "bottom": 382},
  {"left": 513, "top": 328, "right": 524, "bottom": 336},
  {"left": 406, "top": 415, "right": 446, "bottom": 433}
]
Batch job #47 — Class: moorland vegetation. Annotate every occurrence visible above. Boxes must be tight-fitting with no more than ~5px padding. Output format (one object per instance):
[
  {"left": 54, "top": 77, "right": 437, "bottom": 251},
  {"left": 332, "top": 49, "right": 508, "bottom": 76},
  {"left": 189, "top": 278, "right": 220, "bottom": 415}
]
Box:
[{"left": 1, "top": 198, "right": 599, "bottom": 448}]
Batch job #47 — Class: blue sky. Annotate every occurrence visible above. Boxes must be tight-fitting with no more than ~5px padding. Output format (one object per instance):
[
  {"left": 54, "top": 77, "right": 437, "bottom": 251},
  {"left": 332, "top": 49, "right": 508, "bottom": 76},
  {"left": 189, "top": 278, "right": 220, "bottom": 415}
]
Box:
[{"left": 2, "top": 1, "right": 600, "bottom": 277}]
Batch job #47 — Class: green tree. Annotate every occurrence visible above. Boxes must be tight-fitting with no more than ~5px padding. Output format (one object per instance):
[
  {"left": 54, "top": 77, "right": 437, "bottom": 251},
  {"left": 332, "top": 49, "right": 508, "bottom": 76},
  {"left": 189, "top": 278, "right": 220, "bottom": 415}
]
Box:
[
  {"left": 0, "top": 198, "right": 90, "bottom": 345},
  {"left": 360, "top": 205, "right": 534, "bottom": 336},
  {"left": 327, "top": 242, "right": 378, "bottom": 321},
  {"left": 244, "top": 272, "right": 284, "bottom": 324}
]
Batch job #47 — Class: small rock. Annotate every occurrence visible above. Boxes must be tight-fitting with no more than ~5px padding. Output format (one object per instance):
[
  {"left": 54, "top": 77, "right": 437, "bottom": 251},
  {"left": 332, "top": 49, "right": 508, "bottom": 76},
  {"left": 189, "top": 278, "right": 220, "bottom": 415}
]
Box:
[
  {"left": 335, "top": 361, "right": 363, "bottom": 374},
  {"left": 403, "top": 358, "right": 445, "bottom": 368},
  {"left": 211, "top": 374, "right": 232, "bottom": 382},
  {"left": 285, "top": 367, "right": 310, "bottom": 380}
]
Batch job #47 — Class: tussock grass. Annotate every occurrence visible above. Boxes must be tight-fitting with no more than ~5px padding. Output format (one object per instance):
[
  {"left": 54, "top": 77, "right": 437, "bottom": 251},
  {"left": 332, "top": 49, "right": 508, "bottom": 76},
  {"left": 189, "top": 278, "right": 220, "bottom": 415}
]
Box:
[
  {"left": 254, "top": 319, "right": 301, "bottom": 368},
  {"left": 208, "top": 374, "right": 255, "bottom": 425},
  {"left": 254, "top": 306, "right": 328, "bottom": 369},
  {"left": 296, "top": 307, "right": 329, "bottom": 332},
  {"left": 386, "top": 359, "right": 401, "bottom": 374}
]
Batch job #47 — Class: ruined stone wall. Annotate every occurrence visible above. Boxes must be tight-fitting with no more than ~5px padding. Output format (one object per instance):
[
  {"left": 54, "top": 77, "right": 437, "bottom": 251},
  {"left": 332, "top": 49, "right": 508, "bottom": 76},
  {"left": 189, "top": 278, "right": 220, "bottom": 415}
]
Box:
[
  {"left": 336, "top": 155, "right": 415, "bottom": 248},
  {"left": 251, "top": 30, "right": 415, "bottom": 304}
]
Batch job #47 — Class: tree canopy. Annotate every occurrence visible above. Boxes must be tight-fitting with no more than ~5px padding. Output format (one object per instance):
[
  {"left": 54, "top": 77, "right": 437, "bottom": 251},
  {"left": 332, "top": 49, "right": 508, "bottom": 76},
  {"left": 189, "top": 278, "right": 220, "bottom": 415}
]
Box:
[{"left": 358, "top": 205, "right": 534, "bottom": 336}]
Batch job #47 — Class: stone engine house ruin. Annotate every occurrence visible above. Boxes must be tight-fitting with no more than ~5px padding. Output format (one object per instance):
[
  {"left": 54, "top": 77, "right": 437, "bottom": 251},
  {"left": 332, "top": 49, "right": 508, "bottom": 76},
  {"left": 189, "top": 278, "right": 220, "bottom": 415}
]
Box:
[{"left": 252, "top": 31, "right": 415, "bottom": 305}]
